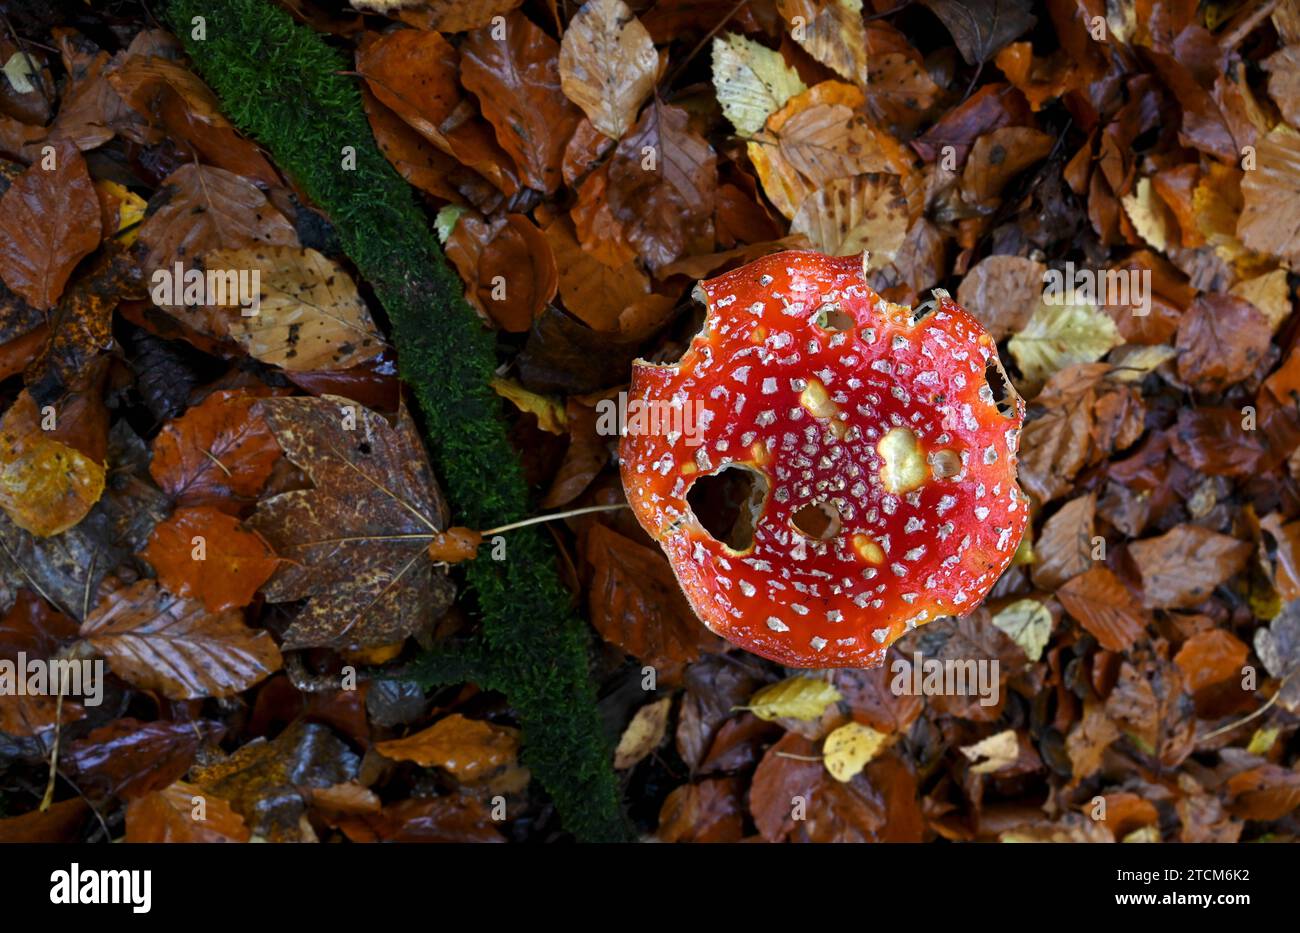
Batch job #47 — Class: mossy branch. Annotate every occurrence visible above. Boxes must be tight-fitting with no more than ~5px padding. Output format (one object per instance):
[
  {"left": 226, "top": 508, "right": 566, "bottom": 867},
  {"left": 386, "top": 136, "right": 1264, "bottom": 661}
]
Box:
[{"left": 164, "top": 0, "right": 629, "bottom": 842}]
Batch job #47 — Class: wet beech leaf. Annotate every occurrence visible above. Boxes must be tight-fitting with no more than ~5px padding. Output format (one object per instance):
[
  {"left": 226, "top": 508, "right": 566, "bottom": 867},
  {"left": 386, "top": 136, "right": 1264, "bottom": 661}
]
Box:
[
  {"left": 0, "top": 140, "right": 101, "bottom": 310},
  {"left": 376, "top": 713, "right": 520, "bottom": 782},
  {"left": 149, "top": 389, "right": 282, "bottom": 510},
  {"left": 141, "top": 506, "right": 278, "bottom": 613},
  {"left": 0, "top": 389, "right": 105, "bottom": 537},
  {"left": 79, "top": 579, "right": 282, "bottom": 700},
  {"left": 126, "top": 780, "right": 251, "bottom": 843},
  {"left": 462, "top": 12, "right": 581, "bottom": 193}
]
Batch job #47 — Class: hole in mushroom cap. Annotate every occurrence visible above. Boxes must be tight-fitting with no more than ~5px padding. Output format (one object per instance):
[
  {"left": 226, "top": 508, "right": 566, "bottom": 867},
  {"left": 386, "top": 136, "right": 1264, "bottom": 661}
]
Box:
[
  {"left": 984, "top": 357, "right": 1019, "bottom": 419},
  {"left": 686, "top": 464, "right": 769, "bottom": 552},
  {"left": 813, "top": 303, "right": 855, "bottom": 331},
  {"left": 790, "top": 501, "right": 841, "bottom": 540}
]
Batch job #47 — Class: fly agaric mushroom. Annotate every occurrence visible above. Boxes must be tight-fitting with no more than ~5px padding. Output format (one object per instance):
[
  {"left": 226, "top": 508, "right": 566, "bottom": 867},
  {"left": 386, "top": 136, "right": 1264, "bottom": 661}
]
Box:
[{"left": 619, "top": 250, "right": 1027, "bottom": 669}]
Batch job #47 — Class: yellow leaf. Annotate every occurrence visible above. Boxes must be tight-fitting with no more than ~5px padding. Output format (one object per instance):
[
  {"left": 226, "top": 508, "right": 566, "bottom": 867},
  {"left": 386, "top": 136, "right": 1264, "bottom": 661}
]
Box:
[
  {"left": 711, "top": 33, "right": 806, "bottom": 138},
  {"left": 1121, "top": 178, "right": 1176, "bottom": 253},
  {"left": 960, "top": 729, "right": 1019, "bottom": 774},
  {"left": 992, "top": 598, "right": 1053, "bottom": 662},
  {"left": 790, "top": 174, "right": 908, "bottom": 266},
  {"left": 0, "top": 392, "right": 104, "bottom": 537},
  {"left": 822, "top": 721, "right": 888, "bottom": 782},
  {"left": 1247, "top": 726, "right": 1280, "bottom": 755},
  {"left": 778, "top": 0, "right": 868, "bottom": 86},
  {"left": 613, "top": 697, "right": 671, "bottom": 769},
  {"left": 736, "top": 676, "right": 842, "bottom": 722},
  {"left": 490, "top": 376, "right": 567, "bottom": 434},
  {"left": 207, "top": 246, "right": 386, "bottom": 371},
  {"left": 1230, "top": 268, "right": 1291, "bottom": 332},
  {"left": 1008, "top": 301, "right": 1121, "bottom": 386},
  {"left": 94, "top": 179, "right": 147, "bottom": 246}
]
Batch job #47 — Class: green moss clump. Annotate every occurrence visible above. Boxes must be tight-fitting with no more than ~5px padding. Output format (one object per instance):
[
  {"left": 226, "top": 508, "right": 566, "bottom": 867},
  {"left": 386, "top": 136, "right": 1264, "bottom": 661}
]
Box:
[{"left": 164, "top": 0, "right": 628, "bottom": 842}]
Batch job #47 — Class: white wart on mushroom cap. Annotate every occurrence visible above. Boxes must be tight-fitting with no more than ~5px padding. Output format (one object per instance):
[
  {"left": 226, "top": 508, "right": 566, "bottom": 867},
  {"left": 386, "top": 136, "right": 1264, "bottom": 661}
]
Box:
[{"left": 619, "top": 250, "right": 1029, "bottom": 669}]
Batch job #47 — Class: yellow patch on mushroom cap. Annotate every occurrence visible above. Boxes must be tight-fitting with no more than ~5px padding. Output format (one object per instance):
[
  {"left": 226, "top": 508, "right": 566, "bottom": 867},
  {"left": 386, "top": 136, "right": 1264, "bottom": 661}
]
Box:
[
  {"left": 877, "top": 426, "right": 928, "bottom": 494},
  {"left": 852, "top": 533, "right": 884, "bottom": 564},
  {"left": 799, "top": 378, "right": 848, "bottom": 439}
]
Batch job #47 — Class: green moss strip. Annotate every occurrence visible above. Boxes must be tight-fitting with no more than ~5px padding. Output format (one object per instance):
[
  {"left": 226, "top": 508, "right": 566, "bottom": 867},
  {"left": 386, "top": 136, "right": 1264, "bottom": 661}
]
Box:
[{"left": 165, "top": 0, "right": 628, "bottom": 842}]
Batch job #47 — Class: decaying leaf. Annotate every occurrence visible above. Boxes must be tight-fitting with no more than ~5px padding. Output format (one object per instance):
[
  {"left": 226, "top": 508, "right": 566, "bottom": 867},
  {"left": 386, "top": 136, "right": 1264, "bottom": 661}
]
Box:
[
  {"left": 206, "top": 246, "right": 386, "bottom": 371},
  {"left": 248, "top": 396, "right": 455, "bottom": 649},
  {"left": 559, "top": 0, "right": 658, "bottom": 140}
]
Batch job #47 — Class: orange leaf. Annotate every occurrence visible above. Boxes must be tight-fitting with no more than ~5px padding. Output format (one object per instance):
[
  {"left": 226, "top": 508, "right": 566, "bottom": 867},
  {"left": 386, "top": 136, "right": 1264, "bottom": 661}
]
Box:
[
  {"left": 125, "top": 781, "right": 251, "bottom": 842},
  {"left": 149, "top": 389, "right": 281, "bottom": 510},
  {"left": 376, "top": 713, "right": 519, "bottom": 783},
  {"left": 141, "top": 506, "right": 278, "bottom": 612},
  {"left": 1056, "top": 565, "right": 1148, "bottom": 652}
]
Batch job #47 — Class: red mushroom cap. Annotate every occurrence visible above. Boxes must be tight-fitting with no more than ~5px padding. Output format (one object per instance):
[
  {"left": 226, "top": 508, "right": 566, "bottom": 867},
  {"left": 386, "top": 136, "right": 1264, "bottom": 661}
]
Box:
[{"left": 619, "top": 250, "right": 1028, "bottom": 669}]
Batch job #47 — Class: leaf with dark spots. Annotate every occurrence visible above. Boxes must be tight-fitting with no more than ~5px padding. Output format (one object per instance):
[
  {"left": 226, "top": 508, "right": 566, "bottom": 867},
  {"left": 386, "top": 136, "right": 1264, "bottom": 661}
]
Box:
[{"left": 248, "top": 396, "right": 455, "bottom": 650}]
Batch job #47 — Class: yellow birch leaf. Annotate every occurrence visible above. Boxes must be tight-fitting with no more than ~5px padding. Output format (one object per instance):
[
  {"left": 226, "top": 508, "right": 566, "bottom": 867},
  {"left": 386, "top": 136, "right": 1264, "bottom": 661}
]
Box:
[
  {"left": 490, "top": 376, "right": 567, "bottom": 434},
  {"left": 711, "top": 33, "right": 806, "bottom": 137},
  {"left": 822, "top": 721, "right": 888, "bottom": 782},
  {"left": 736, "top": 676, "right": 842, "bottom": 722}
]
